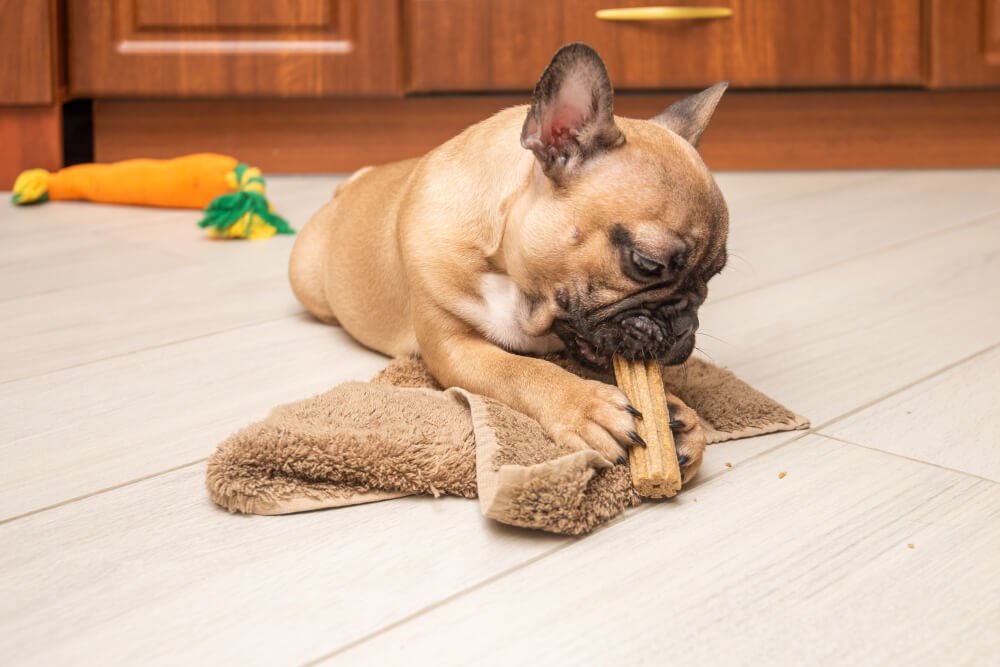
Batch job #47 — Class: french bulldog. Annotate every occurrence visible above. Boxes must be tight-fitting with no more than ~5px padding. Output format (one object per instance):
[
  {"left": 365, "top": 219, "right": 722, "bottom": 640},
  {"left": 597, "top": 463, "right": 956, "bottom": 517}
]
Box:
[{"left": 289, "top": 42, "right": 728, "bottom": 482}]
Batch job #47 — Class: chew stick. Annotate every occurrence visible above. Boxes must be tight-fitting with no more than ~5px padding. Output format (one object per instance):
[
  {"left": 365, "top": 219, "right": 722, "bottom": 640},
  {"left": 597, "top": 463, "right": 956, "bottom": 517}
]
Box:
[{"left": 612, "top": 356, "right": 682, "bottom": 498}]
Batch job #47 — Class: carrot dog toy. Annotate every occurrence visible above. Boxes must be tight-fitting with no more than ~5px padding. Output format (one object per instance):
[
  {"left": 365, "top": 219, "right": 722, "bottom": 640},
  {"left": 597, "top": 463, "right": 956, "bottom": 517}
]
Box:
[{"left": 10, "top": 153, "right": 294, "bottom": 240}]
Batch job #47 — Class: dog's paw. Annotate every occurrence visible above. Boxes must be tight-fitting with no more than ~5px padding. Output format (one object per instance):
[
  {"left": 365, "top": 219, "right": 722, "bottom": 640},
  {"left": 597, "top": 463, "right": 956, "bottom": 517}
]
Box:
[
  {"left": 544, "top": 379, "right": 642, "bottom": 466},
  {"left": 666, "top": 394, "right": 707, "bottom": 483}
]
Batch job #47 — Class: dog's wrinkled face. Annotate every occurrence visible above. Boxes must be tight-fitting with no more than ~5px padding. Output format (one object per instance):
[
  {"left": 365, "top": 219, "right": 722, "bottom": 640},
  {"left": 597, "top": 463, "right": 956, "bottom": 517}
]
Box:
[{"left": 510, "top": 43, "right": 729, "bottom": 369}]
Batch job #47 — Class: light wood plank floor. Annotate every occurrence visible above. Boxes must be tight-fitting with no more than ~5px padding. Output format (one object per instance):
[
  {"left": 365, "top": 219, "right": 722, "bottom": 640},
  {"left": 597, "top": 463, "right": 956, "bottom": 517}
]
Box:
[{"left": 2, "top": 171, "right": 998, "bottom": 666}]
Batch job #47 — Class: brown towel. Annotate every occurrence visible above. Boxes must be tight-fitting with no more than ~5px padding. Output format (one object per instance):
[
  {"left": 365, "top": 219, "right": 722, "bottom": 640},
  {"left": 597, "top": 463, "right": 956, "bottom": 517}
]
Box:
[{"left": 206, "top": 355, "right": 808, "bottom": 535}]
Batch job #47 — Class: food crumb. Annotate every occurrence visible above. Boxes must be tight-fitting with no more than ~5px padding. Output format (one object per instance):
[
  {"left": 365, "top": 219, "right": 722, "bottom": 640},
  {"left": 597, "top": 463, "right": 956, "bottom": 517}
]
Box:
[
  {"left": 778, "top": 471, "right": 787, "bottom": 479},
  {"left": 724, "top": 462, "right": 733, "bottom": 468},
  {"left": 907, "top": 543, "right": 915, "bottom": 550}
]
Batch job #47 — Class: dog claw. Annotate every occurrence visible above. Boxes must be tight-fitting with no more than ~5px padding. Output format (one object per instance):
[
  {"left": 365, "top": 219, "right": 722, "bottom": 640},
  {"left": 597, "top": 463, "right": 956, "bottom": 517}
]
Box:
[
  {"left": 677, "top": 454, "right": 690, "bottom": 466},
  {"left": 625, "top": 405, "right": 643, "bottom": 420},
  {"left": 628, "top": 430, "right": 647, "bottom": 447},
  {"left": 669, "top": 419, "right": 685, "bottom": 430},
  {"left": 616, "top": 455, "right": 627, "bottom": 466}
]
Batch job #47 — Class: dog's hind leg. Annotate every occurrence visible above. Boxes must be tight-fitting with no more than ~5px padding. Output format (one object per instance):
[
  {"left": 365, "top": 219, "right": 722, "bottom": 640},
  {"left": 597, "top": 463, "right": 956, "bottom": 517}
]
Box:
[{"left": 289, "top": 197, "right": 340, "bottom": 325}]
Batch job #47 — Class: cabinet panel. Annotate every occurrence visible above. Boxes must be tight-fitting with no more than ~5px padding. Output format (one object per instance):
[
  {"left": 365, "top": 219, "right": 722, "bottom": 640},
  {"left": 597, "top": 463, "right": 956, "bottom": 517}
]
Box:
[
  {"left": 929, "top": 0, "right": 1000, "bottom": 86},
  {"left": 92, "top": 92, "right": 1000, "bottom": 172},
  {"left": 0, "top": 106, "right": 62, "bottom": 188},
  {"left": 0, "top": 0, "right": 57, "bottom": 104},
  {"left": 68, "top": 0, "right": 400, "bottom": 97},
  {"left": 407, "top": 0, "right": 922, "bottom": 91},
  {"left": 133, "top": 1, "right": 332, "bottom": 30}
]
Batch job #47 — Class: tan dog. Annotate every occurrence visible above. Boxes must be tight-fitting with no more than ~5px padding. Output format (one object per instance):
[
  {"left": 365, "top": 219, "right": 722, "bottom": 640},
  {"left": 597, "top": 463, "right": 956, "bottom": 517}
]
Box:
[{"left": 289, "top": 43, "right": 728, "bottom": 481}]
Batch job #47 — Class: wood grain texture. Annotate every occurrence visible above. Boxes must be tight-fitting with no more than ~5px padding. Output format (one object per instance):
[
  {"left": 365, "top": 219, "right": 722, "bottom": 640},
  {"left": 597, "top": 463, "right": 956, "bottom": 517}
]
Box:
[
  {"left": 710, "top": 170, "right": 1000, "bottom": 302},
  {"left": 133, "top": 0, "right": 332, "bottom": 29},
  {"left": 0, "top": 106, "right": 61, "bottom": 189},
  {"left": 0, "top": 258, "right": 301, "bottom": 384},
  {"left": 988, "top": 0, "right": 1000, "bottom": 58},
  {"left": 928, "top": 0, "right": 1000, "bottom": 87},
  {"left": 613, "top": 357, "right": 681, "bottom": 497},
  {"left": 824, "top": 345, "right": 1000, "bottom": 482},
  {"left": 660, "top": 90, "right": 1000, "bottom": 170},
  {"left": 0, "top": 177, "right": 341, "bottom": 383},
  {"left": 698, "top": 217, "right": 1000, "bottom": 428},
  {"left": 0, "top": 469, "right": 564, "bottom": 665},
  {"left": 0, "top": 0, "right": 56, "bottom": 104},
  {"left": 92, "top": 91, "right": 1000, "bottom": 171},
  {"left": 0, "top": 224, "right": 185, "bottom": 302},
  {"left": 0, "top": 317, "right": 387, "bottom": 520},
  {"left": 407, "top": 0, "right": 923, "bottom": 91},
  {"left": 330, "top": 436, "right": 1000, "bottom": 666},
  {"left": 67, "top": 0, "right": 400, "bottom": 96}
]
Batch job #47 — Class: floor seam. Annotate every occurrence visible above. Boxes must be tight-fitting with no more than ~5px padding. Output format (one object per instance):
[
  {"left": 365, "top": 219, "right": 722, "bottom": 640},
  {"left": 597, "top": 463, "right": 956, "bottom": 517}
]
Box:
[
  {"left": 0, "top": 257, "right": 197, "bottom": 304},
  {"left": 811, "top": 432, "right": 1000, "bottom": 485},
  {"left": 0, "top": 457, "right": 207, "bottom": 526},
  {"left": 803, "top": 340, "right": 1000, "bottom": 434},
  {"left": 300, "top": 540, "right": 581, "bottom": 666},
  {"left": 714, "top": 209, "right": 1000, "bottom": 305},
  {"left": 0, "top": 313, "right": 300, "bottom": 386}
]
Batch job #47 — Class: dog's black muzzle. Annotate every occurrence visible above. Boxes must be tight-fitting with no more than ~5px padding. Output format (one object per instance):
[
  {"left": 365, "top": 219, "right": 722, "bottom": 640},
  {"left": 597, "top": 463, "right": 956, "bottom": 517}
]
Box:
[{"left": 553, "top": 297, "right": 699, "bottom": 370}]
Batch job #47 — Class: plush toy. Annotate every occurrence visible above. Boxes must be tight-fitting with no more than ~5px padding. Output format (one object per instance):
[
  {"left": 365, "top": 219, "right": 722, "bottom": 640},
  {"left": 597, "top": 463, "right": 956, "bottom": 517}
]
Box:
[{"left": 10, "top": 153, "right": 294, "bottom": 240}]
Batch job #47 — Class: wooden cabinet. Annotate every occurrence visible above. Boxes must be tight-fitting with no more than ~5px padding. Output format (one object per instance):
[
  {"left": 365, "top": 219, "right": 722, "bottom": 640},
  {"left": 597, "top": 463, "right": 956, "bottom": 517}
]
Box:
[
  {"left": 0, "top": 0, "right": 58, "bottom": 104},
  {"left": 407, "top": 0, "right": 922, "bottom": 92},
  {"left": 67, "top": 0, "right": 401, "bottom": 97},
  {"left": 3, "top": 0, "right": 999, "bottom": 185},
  {"left": 929, "top": 0, "right": 1000, "bottom": 86},
  {"left": 0, "top": 0, "right": 62, "bottom": 187}
]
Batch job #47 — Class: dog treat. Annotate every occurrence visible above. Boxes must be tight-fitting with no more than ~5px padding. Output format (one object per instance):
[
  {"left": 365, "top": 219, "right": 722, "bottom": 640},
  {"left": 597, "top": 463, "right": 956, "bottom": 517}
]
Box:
[{"left": 612, "top": 356, "right": 682, "bottom": 498}]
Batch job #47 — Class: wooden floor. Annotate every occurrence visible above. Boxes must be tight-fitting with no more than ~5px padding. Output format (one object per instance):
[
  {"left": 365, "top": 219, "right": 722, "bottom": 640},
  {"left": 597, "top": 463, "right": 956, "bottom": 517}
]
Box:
[{"left": 2, "top": 171, "right": 999, "bottom": 666}]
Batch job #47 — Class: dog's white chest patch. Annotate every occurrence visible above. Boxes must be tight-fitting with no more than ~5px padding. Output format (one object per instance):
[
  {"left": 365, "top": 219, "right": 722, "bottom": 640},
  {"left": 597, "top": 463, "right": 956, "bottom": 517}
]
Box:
[{"left": 458, "top": 274, "right": 563, "bottom": 354}]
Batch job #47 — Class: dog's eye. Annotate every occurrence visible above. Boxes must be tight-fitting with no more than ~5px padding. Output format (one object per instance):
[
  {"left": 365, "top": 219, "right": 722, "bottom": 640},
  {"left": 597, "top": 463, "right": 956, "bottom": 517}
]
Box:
[{"left": 630, "top": 251, "right": 664, "bottom": 277}]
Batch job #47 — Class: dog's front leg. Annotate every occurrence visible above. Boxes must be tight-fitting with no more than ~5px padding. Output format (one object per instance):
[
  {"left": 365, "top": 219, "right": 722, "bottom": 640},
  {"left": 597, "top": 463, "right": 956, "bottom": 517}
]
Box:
[{"left": 417, "top": 318, "right": 641, "bottom": 465}]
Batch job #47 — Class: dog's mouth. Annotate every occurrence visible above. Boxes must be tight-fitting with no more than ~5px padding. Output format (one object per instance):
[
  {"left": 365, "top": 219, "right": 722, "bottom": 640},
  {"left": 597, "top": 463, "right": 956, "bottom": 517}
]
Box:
[
  {"left": 552, "top": 304, "right": 698, "bottom": 370},
  {"left": 567, "top": 333, "right": 611, "bottom": 368}
]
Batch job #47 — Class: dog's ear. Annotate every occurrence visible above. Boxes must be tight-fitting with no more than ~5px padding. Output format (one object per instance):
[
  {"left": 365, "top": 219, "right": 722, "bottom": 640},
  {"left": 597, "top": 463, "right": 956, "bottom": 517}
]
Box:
[
  {"left": 521, "top": 42, "right": 624, "bottom": 182},
  {"left": 650, "top": 81, "right": 728, "bottom": 147}
]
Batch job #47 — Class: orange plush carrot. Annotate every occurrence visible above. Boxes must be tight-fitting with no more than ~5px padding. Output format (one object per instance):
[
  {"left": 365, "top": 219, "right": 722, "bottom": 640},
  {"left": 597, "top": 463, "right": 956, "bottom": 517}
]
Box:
[
  {"left": 12, "top": 153, "right": 238, "bottom": 208},
  {"left": 11, "top": 154, "right": 294, "bottom": 240}
]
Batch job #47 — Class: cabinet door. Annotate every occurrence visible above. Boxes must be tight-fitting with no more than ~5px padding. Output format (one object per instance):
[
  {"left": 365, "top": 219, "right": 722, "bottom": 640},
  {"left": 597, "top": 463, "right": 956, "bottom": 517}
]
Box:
[
  {"left": 0, "top": 0, "right": 57, "bottom": 104},
  {"left": 68, "top": 0, "right": 400, "bottom": 97},
  {"left": 407, "top": 0, "right": 922, "bottom": 91},
  {"left": 929, "top": 0, "right": 1000, "bottom": 87}
]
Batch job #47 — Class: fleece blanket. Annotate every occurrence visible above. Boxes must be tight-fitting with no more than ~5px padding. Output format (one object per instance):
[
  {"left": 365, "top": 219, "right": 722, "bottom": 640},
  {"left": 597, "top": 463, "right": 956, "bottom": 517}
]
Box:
[{"left": 206, "top": 355, "right": 808, "bottom": 535}]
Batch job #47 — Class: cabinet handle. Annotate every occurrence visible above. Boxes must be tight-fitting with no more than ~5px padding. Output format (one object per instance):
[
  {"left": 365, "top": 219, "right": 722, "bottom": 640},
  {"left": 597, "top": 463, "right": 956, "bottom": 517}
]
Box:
[{"left": 595, "top": 6, "right": 733, "bottom": 21}]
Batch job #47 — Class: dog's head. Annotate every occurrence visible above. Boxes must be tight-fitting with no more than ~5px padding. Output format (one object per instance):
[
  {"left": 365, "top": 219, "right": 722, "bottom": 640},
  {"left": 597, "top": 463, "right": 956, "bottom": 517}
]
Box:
[{"left": 507, "top": 43, "right": 729, "bottom": 369}]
